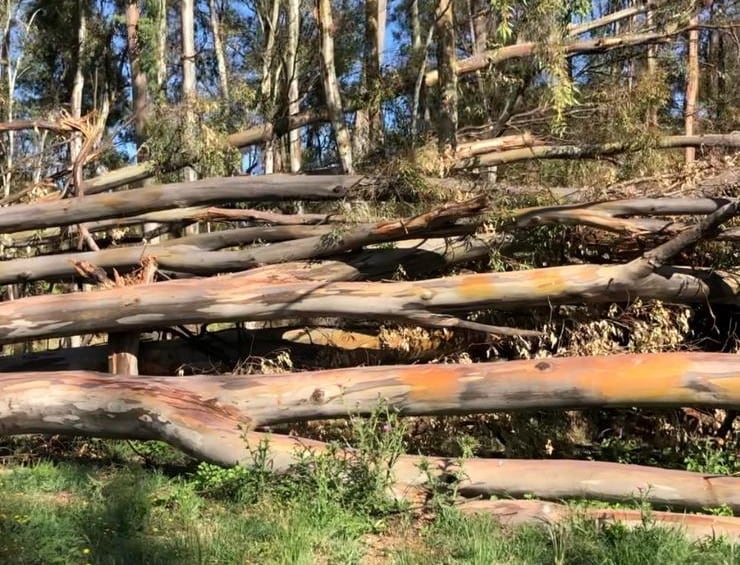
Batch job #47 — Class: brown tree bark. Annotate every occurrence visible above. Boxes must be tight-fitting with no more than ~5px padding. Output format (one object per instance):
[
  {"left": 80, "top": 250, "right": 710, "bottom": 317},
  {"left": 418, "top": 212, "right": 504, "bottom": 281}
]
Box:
[
  {"left": 125, "top": 1, "right": 149, "bottom": 146},
  {"left": 435, "top": 0, "right": 457, "bottom": 154},
  {"left": 685, "top": 14, "right": 699, "bottom": 164},
  {"left": 354, "top": 0, "right": 385, "bottom": 159}
]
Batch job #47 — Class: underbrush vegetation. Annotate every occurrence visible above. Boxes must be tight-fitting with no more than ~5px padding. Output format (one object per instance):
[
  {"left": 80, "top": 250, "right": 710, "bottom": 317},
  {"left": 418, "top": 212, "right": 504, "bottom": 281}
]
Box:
[{"left": 0, "top": 406, "right": 737, "bottom": 564}]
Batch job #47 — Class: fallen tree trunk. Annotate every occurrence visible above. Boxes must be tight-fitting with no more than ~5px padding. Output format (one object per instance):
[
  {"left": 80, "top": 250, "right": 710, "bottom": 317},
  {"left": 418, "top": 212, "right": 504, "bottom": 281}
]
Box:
[
  {"left": 0, "top": 198, "right": 485, "bottom": 283},
  {"left": 455, "top": 134, "right": 740, "bottom": 169},
  {"left": 0, "top": 352, "right": 738, "bottom": 424},
  {"left": 1, "top": 262, "right": 739, "bottom": 343},
  {"left": 457, "top": 499, "right": 740, "bottom": 542},
  {"left": 0, "top": 225, "right": 336, "bottom": 283},
  {"left": 1, "top": 200, "right": 735, "bottom": 343},
  {"left": 0, "top": 175, "right": 360, "bottom": 234},
  {"left": 0, "top": 372, "right": 737, "bottom": 510}
]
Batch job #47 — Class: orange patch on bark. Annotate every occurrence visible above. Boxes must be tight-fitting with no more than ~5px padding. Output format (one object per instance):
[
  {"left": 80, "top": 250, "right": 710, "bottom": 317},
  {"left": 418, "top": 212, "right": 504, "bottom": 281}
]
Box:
[
  {"left": 397, "top": 366, "right": 462, "bottom": 402},
  {"left": 562, "top": 353, "right": 702, "bottom": 402}
]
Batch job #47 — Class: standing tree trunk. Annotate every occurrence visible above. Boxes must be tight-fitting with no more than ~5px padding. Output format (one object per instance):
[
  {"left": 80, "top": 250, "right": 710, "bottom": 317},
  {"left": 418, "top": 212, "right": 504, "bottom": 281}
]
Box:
[
  {"left": 126, "top": 1, "right": 149, "bottom": 149},
  {"left": 436, "top": 0, "right": 457, "bottom": 157},
  {"left": 316, "top": 0, "right": 354, "bottom": 174},
  {"left": 684, "top": 13, "right": 699, "bottom": 164},
  {"left": 209, "top": 0, "right": 229, "bottom": 98},
  {"left": 285, "top": 0, "right": 301, "bottom": 172},
  {"left": 180, "top": 0, "right": 197, "bottom": 183},
  {"left": 260, "top": 0, "right": 281, "bottom": 174},
  {"left": 354, "top": 0, "right": 386, "bottom": 159},
  {"left": 117, "top": 0, "right": 153, "bottom": 375},
  {"left": 70, "top": 0, "right": 86, "bottom": 166},
  {"left": 645, "top": 3, "right": 658, "bottom": 126},
  {"left": 155, "top": 0, "right": 167, "bottom": 93}
]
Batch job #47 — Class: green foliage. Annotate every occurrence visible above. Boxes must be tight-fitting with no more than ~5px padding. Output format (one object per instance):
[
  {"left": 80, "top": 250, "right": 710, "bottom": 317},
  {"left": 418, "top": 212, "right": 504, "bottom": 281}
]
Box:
[
  {"left": 684, "top": 438, "right": 739, "bottom": 476},
  {"left": 143, "top": 98, "right": 244, "bottom": 179}
]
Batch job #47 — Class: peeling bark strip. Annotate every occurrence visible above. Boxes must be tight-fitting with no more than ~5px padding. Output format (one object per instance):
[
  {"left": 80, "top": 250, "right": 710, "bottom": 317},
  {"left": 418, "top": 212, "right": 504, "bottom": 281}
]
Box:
[
  {"left": 0, "top": 370, "right": 738, "bottom": 511},
  {"left": 0, "top": 175, "right": 360, "bottom": 233}
]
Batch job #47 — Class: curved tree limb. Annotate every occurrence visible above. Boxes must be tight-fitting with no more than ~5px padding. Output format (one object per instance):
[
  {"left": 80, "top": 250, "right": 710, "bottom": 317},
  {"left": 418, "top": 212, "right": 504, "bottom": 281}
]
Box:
[{"left": 0, "top": 369, "right": 737, "bottom": 511}]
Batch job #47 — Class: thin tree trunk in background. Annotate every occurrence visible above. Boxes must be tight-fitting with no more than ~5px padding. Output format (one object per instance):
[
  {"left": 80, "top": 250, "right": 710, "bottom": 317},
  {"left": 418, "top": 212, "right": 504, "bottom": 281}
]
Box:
[
  {"left": 70, "top": 0, "right": 85, "bottom": 165},
  {"left": 316, "top": 0, "right": 353, "bottom": 173},
  {"left": 66, "top": 0, "right": 87, "bottom": 350},
  {"left": 436, "top": 0, "right": 457, "bottom": 155},
  {"left": 410, "top": 0, "right": 420, "bottom": 52},
  {"left": 645, "top": 4, "right": 657, "bottom": 126},
  {"left": 260, "top": 0, "right": 280, "bottom": 174},
  {"left": 209, "top": 0, "right": 229, "bottom": 98},
  {"left": 354, "top": 0, "right": 385, "bottom": 159},
  {"left": 155, "top": 0, "right": 167, "bottom": 92},
  {"left": 181, "top": 0, "right": 197, "bottom": 180},
  {"left": 120, "top": 0, "right": 152, "bottom": 375},
  {"left": 286, "top": 0, "right": 301, "bottom": 172},
  {"left": 684, "top": 13, "right": 699, "bottom": 164},
  {"left": 126, "top": 1, "right": 149, "bottom": 148}
]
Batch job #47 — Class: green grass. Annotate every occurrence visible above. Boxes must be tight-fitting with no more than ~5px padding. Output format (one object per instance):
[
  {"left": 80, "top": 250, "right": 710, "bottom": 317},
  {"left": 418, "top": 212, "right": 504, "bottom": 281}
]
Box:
[
  {"left": 0, "top": 409, "right": 737, "bottom": 565},
  {"left": 0, "top": 455, "right": 737, "bottom": 565}
]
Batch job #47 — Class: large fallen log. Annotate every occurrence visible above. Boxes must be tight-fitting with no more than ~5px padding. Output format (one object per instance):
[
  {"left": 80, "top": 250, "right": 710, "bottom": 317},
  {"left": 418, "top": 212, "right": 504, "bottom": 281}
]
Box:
[
  {"left": 0, "top": 199, "right": 735, "bottom": 343},
  {"left": 0, "top": 174, "right": 360, "bottom": 234},
  {"left": 0, "top": 371, "right": 737, "bottom": 511},
  {"left": 1, "top": 262, "right": 739, "bottom": 343},
  {"left": 2, "top": 352, "right": 736, "bottom": 421},
  {"left": 457, "top": 499, "right": 740, "bottom": 542}
]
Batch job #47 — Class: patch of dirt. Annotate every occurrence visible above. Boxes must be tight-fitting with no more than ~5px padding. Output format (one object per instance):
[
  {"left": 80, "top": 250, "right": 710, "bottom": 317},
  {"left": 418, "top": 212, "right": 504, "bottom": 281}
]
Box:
[{"left": 359, "top": 514, "right": 432, "bottom": 564}]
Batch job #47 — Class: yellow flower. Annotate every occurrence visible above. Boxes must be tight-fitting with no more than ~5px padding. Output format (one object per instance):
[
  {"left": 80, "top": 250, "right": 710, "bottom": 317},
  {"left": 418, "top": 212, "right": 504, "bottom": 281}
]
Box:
[{"left": 82, "top": 548, "right": 91, "bottom": 555}]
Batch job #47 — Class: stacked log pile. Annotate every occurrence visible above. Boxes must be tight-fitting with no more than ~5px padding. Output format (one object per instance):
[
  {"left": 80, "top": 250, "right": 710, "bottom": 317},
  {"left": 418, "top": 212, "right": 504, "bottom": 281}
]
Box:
[{"left": 1, "top": 152, "right": 739, "bottom": 539}]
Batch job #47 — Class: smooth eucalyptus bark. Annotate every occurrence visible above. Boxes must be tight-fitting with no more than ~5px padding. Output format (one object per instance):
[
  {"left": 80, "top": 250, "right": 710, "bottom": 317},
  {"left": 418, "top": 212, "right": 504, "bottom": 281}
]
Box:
[{"left": 316, "top": 0, "right": 354, "bottom": 173}]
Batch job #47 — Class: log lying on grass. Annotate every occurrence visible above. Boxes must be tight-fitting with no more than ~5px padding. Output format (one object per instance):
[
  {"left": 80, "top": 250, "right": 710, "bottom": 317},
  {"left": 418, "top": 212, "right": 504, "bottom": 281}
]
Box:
[
  {"left": 0, "top": 370, "right": 738, "bottom": 511},
  {"left": 457, "top": 499, "right": 740, "bottom": 542}
]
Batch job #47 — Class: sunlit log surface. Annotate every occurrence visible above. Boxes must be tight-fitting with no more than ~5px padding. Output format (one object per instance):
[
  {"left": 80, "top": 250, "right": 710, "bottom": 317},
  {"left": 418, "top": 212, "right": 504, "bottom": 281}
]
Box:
[
  {"left": 0, "top": 351, "right": 738, "bottom": 424},
  {"left": 0, "top": 259, "right": 738, "bottom": 343},
  {"left": 0, "top": 175, "right": 360, "bottom": 233},
  {"left": 0, "top": 371, "right": 737, "bottom": 511}
]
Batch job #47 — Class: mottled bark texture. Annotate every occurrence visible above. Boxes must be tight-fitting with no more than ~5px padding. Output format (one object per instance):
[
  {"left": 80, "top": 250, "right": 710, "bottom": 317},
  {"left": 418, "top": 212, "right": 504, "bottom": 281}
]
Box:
[{"left": 0, "top": 363, "right": 738, "bottom": 511}]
